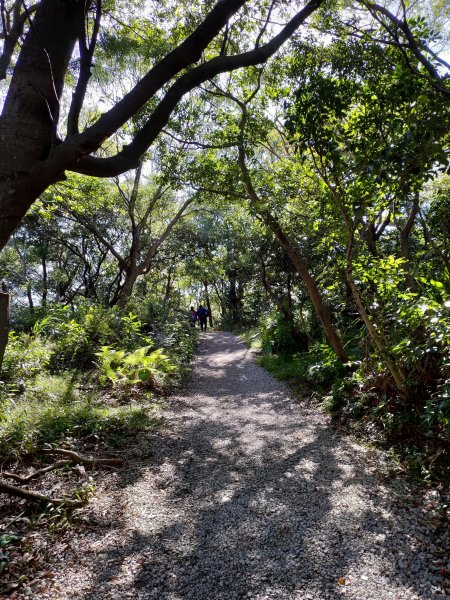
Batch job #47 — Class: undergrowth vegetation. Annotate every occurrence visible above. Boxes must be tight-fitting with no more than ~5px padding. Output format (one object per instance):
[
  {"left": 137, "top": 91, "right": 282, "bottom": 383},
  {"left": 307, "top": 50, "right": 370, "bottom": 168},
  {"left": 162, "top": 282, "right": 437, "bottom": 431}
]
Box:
[
  {"left": 0, "top": 296, "right": 198, "bottom": 595},
  {"left": 251, "top": 307, "right": 450, "bottom": 484},
  {"left": 0, "top": 299, "right": 197, "bottom": 463}
]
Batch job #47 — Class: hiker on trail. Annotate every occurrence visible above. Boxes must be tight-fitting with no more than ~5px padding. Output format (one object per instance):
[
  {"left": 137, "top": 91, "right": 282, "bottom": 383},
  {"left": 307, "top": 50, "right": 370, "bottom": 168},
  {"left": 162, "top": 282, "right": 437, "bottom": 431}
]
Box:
[
  {"left": 197, "top": 303, "right": 208, "bottom": 332},
  {"left": 189, "top": 306, "right": 197, "bottom": 328}
]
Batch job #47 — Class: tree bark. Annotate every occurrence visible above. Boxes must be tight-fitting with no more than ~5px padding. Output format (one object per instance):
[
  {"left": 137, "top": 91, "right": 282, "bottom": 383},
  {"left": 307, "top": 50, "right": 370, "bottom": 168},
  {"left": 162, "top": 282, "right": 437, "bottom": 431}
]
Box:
[
  {"left": 213, "top": 281, "right": 227, "bottom": 318},
  {"left": 259, "top": 256, "right": 308, "bottom": 351},
  {"left": 346, "top": 267, "right": 408, "bottom": 395},
  {"left": 0, "top": 1, "right": 39, "bottom": 80},
  {"left": 0, "top": 0, "right": 82, "bottom": 246},
  {"left": 227, "top": 269, "right": 240, "bottom": 325},
  {"left": 264, "top": 214, "right": 347, "bottom": 362},
  {"left": 26, "top": 282, "right": 34, "bottom": 312},
  {"left": 0, "top": 479, "right": 85, "bottom": 508},
  {"left": 259, "top": 256, "right": 288, "bottom": 319},
  {"left": 0, "top": 292, "right": 10, "bottom": 370},
  {"left": 398, "top": 192, "right": 420, "bottom": 291},
  {"left": 204, "top": 281, "right": 213, "bottom": 327},
  {"left": 117, "top": 266, "right": 139, "bottom": 308},
  {"left": 344, "top": 233, "right": 408, "bottom": 396},
  {"left": 42, "top": 254, "right": 48, "bottom": 306},
  {"left": 236, "top": 131, "right": 348, "bottom": 362}
]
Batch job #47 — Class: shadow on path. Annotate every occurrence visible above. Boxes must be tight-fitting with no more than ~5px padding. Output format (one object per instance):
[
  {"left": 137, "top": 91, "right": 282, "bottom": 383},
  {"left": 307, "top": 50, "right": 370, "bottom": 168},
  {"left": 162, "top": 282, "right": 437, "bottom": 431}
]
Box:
[{"left": 68, "top": 333, "right": 447, "bottom": 600}]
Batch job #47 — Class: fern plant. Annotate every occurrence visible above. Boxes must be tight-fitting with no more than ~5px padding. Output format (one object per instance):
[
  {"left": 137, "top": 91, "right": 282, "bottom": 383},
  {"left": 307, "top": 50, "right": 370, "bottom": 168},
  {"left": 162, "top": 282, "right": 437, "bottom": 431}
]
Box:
[{"left": 95, "top": 346, "right": 176, "bottom": 388}]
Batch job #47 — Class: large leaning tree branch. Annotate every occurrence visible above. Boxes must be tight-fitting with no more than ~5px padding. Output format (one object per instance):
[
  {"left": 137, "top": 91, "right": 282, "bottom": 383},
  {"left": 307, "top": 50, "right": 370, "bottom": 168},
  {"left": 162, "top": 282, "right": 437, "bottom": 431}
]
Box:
[
  {"left": 64, "top": 0, "right": 251, "bottom": 157},
  {"left": 0, "top": 0, "right": 323, "bottom": 251},
  {"left": 0, "top": 0, "right": 252, "bottom": 250},
  {"left": 60, "top": 0, "right": 325, "bottom": 177}
]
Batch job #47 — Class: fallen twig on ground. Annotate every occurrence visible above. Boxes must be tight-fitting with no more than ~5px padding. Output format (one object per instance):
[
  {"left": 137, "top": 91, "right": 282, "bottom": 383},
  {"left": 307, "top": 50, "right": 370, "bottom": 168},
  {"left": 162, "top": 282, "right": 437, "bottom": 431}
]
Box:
[
  {"left": 0, "top": 449, "right": 123, "bottom": 506},
  {"left": 0, "top": 480, "right": 85, "bottom": 507}
]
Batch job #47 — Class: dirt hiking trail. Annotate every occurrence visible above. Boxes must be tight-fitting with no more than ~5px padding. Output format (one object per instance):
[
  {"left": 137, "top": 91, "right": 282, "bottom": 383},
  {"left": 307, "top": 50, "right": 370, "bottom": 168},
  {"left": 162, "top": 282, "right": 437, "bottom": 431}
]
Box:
[{"left": 23, "top": 332, "right": 449, "bottom": 599}]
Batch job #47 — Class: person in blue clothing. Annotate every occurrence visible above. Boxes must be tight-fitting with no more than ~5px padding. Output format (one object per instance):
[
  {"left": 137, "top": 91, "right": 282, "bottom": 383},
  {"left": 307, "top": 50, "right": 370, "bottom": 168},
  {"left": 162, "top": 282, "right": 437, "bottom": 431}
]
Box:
[{"left": 197, "top": 303, "right": 209, "bottom": 332}]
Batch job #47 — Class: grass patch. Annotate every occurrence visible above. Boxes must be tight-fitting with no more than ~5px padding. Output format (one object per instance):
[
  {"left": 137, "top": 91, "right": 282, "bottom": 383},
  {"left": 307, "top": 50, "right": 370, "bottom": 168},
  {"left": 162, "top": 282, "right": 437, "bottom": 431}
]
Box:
[
  {"left": 237, "top": 328, "right": 262, "bottom": 350},
  {"left": 257, "top": 354, "right": 301, "bottom": 381},
  {"left": 0, "top": 373, "right": 160, "bottom": 461}
]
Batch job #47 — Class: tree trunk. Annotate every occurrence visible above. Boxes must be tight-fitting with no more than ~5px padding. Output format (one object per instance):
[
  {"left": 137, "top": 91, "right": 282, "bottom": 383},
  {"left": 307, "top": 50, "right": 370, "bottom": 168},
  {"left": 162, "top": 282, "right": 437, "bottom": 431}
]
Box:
[
  {"left": 204, "top": 281, "right": 213, "bottom": 327},
  {"left": 263, "top": 213, "right": 348, "bottom": 363},
  {"left": 0, "top": 0, "right": 82, "bottom": 247},
  {"left": 400, "top": 232, "right": 417, "bottom": 291},
  {"left": 259, "top": 257, "right": 308, "bottom": 351},
  {"left": 346, "top": 268, "right": 407, "bottom": 395},
  {"left": 398, "top": 192, "right": 420, "bottom": 291},
  {"left": 227, "top": 269, "right": 240, "bottom": 325},
  {"left": 287, "top": 273, "right": 294, "bottom": 311},
  {"left": 117, "top": 267, "right": 139, "bottom": 308},
  {"left": 42, "top": 254, "right": 48, "bottom": 306},
  {"left": 361, "top": 222, "right": 379, "bottom": 256},
  {"left": 26, "top": 282, "right": 34, "bottom": 312},
  {"left": 13, "top": 238, "right": 34, "bottom": 312},
  {"left": 213, "top": 281, "right": 227, "bottom": 319},
  {"left": 0, "top": 292, "right": 10, "bottom": 371},
  {"left": 237, "top": 131, "right": 347, "bottom": 362}
]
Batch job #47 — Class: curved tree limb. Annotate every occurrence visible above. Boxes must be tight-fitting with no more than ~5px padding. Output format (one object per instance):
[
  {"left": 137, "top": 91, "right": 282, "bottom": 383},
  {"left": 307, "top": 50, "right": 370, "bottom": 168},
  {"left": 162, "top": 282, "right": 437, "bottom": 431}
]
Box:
[
  {"left": 67, "top": 0, "right": 102, "bottom": 135},
  {"left": 0, "top": 0, "right": 38, "bottom": 80},
  {"left": 2, "top": 460, "right": 72, "bottom": 483},
  {"left": 69, "top": 0, "right": 324, "bottom": 177},
  {"left": 361, "top": 0, "right": 450, "bottom": 97},
  {"left": 68, "top": 0, "right": 250, "bottom": 151}
]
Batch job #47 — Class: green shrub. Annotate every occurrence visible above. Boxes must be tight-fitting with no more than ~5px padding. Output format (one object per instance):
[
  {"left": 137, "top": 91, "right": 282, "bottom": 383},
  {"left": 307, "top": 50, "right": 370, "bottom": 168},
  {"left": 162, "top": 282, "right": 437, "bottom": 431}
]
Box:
[
  {"left": 260, "top": 311, "right": 308, "bottom": 355},
  {"left": 258, "top": 343, "right": 348, "bottom": 386},
  {"left": 1, "top": 331, "right": 53, "bottom": 382},
  {"left": 32, "top": 302, "right": 151, "bottom": 369},
  {"left": 258, "top": 354, "right": 301, "bottom": 380},
  {"left": 0, "top": 373, "right": 158, "bottom": 460},
  {"left": 10, "top": 305, "right": 49, "bottom": 333},
  {"left": 238, "top": 328, "right": 262, "bottom": 350},
  {"left": 302, "top": 343, "right": 348, "bottom": 385},
  {"left": 95, "top": 345, "right": 176, "bottom": 388},
  {"left": 160, "top": 320, "right": 197, "bottom": 365}
]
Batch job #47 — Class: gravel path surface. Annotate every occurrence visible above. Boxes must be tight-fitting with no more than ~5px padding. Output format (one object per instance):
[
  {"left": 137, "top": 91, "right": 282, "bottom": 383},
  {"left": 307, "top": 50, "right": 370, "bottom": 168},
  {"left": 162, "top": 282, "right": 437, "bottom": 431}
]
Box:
[{"left": 28, "top": 332, "right": 449, "bottom": 599}]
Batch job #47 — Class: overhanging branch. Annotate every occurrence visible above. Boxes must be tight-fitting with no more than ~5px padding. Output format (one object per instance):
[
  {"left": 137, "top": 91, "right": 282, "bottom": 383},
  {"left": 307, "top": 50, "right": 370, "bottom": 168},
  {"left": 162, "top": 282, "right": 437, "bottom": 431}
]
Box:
[
  {"left": 68, "top": 0, "right": 249, "bottom": 152},
  {"left": 70, "top": 0, "right": 324, "bottom": 177}
]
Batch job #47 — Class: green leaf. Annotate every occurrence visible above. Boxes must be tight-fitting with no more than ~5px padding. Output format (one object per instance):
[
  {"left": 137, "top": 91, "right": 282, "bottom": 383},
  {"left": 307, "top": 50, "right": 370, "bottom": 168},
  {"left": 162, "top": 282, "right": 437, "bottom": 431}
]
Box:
[{"left": 0, "top": 534, "right": 21, "bottom": 547}]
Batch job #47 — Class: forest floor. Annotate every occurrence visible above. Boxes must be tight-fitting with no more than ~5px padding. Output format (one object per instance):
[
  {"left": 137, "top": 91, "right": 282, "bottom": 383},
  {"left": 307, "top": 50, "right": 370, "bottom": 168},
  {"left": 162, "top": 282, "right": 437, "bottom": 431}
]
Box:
[{"left": 5, "top": 332, "right": 450, "bottom": 600}]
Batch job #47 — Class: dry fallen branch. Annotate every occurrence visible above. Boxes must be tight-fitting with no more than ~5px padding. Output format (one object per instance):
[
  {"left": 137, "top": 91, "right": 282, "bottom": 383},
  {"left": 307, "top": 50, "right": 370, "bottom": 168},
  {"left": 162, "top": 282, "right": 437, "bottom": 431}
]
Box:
[
  {"left": 2, "top": 460, "right": 72, "bottom": 484},
  {"left": 1, "top": 449, "right": 123, "bottom": 484},
  {"left": 0, "top": 449, "right": 123, "bottom": 506},
  {"left": 0, "top": 480, "right": 85, "bottom": 508},
  {"left": 0, "top": 510, "right": 26, "bottom": 531},
  {"left": 40, "top": 448, "right": 123, "bottom": 466}
]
